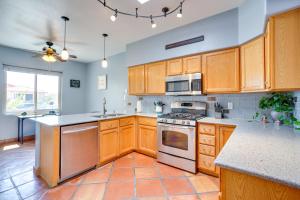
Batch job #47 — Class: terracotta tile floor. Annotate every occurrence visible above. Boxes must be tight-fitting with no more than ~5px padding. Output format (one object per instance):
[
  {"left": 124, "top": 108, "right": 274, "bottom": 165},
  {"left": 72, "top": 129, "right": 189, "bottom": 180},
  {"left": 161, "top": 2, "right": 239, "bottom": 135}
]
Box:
[{"left": 0, "top": 141, "right": 220, "bottom": 200}]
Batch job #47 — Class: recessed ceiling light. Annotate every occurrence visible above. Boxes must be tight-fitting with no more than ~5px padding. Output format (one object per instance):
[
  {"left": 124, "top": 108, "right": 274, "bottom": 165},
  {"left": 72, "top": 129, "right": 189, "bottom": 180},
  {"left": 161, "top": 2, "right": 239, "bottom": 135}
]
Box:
[{"left": 137, "top": 0, "right": 150, "bottom": 4}]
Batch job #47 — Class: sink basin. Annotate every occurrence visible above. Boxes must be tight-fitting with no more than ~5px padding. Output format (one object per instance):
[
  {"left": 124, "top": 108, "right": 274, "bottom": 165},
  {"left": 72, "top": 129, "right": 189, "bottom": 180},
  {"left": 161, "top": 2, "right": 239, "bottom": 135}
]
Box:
[{"left": 91, "top": 113, "right": 125, "bottom": 118}]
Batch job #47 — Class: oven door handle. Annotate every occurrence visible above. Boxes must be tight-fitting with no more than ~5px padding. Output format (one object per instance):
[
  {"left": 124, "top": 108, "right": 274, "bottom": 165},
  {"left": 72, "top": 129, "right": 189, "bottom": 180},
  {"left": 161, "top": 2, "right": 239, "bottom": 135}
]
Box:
[{"left": 158, "top": 123, "right": 195, "bottom": 129}]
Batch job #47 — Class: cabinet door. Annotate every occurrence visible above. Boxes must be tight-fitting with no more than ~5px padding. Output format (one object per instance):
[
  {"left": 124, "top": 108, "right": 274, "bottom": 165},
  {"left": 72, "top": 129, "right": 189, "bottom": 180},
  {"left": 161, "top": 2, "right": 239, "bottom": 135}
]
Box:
[
  {"left": 137, "top": 125, "right": 157, "bottom": 157},
  {"left": 145, "top": 61, "right": 166, "bottom": 94},
  {"left": 119, "top": 125, "right": 135, "bottom": 155},
  {"left": 202, "top": 48, "right": 240, "bottom": 93},
  {"left": 128, "top": 65, "right": 145, "bottom": 95},
  {"left": 167, "top": 58, "right": 183, "bottom": 76},
  {"left": 219, "top": 126, "right": 235, "bottom": 151},
  {"left": 241, "top": 37, "right": 265, "bottom": 92},
  {"left": 183, "top": 55, "right": 201, "bottom": 74},
  {"left": 99, "top": 128, "right": 119, "bottom": 164},
  {"left": 269, "top": 8, "right": 300, "bottom": 90}
]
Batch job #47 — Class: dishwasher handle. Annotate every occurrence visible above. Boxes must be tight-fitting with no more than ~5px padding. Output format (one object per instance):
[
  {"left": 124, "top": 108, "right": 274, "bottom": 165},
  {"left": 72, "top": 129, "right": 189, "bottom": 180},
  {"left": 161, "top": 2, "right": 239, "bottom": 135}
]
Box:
[{"left": 62, "top": 126, "right": 98, "bottom": 135}]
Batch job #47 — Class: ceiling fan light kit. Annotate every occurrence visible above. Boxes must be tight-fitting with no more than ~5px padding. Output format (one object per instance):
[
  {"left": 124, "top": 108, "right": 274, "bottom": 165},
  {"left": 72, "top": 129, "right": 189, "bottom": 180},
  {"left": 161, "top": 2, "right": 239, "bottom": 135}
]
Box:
[{"left": 97, "top": 0, "right": 185, "bottom": 28}]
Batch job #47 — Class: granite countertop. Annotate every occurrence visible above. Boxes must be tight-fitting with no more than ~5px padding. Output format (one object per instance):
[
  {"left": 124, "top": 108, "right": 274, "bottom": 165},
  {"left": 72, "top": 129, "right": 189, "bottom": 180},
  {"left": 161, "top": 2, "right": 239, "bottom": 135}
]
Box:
[
  {"left": 30, "top": 112, "right": 157, "bottom": 126},
  {"left": 198, "top": 117, "right": 300, "bottom": 189}
]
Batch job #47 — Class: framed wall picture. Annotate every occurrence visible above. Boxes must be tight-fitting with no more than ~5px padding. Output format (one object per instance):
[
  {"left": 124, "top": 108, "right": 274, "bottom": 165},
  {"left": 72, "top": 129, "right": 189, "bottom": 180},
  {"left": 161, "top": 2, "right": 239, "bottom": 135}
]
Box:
[
  {"left": 98, "top": 75, "right": 107, "bottom": 90},
  {"left": 70, "top": 79, "right": 80, "bottom": 88}
]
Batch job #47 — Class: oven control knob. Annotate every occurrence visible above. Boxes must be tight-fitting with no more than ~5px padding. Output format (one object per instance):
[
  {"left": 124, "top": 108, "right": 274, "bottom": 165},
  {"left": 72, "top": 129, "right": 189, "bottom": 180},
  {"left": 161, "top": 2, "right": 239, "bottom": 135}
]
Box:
[
  {"left": 173, "top": 120, "right": 176, "bottom": 124},
  {"left": 186, "top": 121, "right": 190, "bottom": 125},
  {"left": 182, "top": 121, "right": 185, "bottom": 125}
]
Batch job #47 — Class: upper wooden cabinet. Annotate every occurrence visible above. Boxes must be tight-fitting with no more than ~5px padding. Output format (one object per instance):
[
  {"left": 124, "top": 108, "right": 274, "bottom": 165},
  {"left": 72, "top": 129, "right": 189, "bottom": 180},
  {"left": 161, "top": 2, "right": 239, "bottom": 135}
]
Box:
[
  {"left": 128, "top": 65, "right": 145, "bottom": 95},
  {"left": 145, "top": 61, "right": 166, "bottom": 95},
  {"left": 183, "top": 55, "right": 202, "bottom": 74},
  {"left": 241, "top": 37, "right": 266, "bottom": 92},
  {"left": 202, "top": 48, "right": 240, "bottom": 94},
  {"left": 266, "top": 8, "right": 300, "bottom": 91},
  {"left": 167, "top": 58, "right": 183, "bottom": 76}
]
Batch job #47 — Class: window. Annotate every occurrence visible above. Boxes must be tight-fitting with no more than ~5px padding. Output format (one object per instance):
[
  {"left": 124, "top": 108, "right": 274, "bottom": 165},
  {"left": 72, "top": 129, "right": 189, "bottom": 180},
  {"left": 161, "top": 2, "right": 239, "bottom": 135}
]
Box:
[{"left": 4, "top": 66, "right": 61, "bottom": 114}]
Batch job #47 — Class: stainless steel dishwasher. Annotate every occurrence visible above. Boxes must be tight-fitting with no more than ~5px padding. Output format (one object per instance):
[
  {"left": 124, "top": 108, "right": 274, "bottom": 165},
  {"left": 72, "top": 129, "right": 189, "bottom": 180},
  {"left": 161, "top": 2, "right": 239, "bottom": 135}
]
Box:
[{"left": 60, "top": 122, "right": 98, "bottom": 181}]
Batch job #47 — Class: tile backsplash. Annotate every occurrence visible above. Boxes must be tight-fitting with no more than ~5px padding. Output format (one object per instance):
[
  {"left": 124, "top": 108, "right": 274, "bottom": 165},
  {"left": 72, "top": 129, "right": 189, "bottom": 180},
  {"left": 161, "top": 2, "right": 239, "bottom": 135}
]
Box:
[{"left": 130, "top": 93, "right": 267, "bottom": 119}]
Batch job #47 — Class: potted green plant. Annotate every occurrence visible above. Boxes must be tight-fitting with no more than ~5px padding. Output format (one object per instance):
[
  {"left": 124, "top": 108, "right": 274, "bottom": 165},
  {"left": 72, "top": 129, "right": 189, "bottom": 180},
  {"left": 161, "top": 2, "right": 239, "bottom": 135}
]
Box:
[
  {"left": 294, "top": 119, "right": 300, "bottom": 131},
  {"left": 258, "top": 92, "right": 295, "bottom": 122}
]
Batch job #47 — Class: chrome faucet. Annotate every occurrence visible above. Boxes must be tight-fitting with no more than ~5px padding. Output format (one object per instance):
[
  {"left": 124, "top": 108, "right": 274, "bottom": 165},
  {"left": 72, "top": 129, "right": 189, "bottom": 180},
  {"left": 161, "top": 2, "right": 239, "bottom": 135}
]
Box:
[{"left": 103, "top": 97, "right": 107, "bottom": 116}]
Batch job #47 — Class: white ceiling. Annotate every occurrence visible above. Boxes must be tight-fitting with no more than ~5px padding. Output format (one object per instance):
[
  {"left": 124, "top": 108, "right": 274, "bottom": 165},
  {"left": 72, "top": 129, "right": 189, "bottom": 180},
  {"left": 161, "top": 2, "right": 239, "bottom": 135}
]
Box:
[{"left": 0, "top": 0, "right": 244, "bottom": 63}]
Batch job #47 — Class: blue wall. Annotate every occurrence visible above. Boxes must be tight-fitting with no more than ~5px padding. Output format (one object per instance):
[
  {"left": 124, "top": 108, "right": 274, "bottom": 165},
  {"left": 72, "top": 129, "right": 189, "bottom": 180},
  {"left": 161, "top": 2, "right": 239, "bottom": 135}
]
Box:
[
  {"left": 267, "top": 0, "right": 300, "bottom": 16},
  {"left": 238, "top": 0, "right": 267, "bottom": 44},
  {"left": 0, "top": 45, "right": 87, "bottom": 140},
  {"left": 86, "top": 53, "right": 136, "bottom": 114},
  {"left": 126, "top": 9, "right": 239, "bottom": 66}
]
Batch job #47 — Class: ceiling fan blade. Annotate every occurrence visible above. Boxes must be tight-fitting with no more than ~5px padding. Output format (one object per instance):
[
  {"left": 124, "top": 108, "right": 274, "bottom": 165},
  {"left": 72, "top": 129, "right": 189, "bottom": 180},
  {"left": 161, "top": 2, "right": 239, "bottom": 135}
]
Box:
[
  {"left": 69, "top": 55, "right": 77, "bottom": 59},
  {"left": 54, "top": 55, "right": 65, "bottom": 62}
]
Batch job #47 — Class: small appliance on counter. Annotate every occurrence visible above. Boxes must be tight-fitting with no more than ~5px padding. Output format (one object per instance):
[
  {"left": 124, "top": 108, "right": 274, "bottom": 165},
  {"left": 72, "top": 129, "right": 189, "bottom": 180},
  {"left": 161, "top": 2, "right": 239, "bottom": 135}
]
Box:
[
  {"left": 157, "top": 101, "right": 207, "bottom": 173},
  {"left": 136, "top": 97, "right": 143, "bottom": 113}
]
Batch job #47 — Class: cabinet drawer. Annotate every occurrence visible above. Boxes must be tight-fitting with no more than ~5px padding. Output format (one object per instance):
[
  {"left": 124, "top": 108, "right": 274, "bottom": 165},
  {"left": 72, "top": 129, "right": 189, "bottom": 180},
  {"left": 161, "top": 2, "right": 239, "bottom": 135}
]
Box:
[
  {"left": 199, "top": 144, "right": 215, "bottom": 156},
  {"left": 199, "top": 124, "right": 215, "bottom": 135},
  {"left": 199, "top": 134, "right": 215, "bottom": 146},
  {"left": 138, "top": 117, "right": 157, "bottom": 127},
  {"left": 120, "top": 117, "right": 135, "bottom": 127},
  {"left": 100, "top": 120, "right": 119, "bottom": 131},
  {"left": 198, "top": 154, "right": 215, "bottom": 172}
]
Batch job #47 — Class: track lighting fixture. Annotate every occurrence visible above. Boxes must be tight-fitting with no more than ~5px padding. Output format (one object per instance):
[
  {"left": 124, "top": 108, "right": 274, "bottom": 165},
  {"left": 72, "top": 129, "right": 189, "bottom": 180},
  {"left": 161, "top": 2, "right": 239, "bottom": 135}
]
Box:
[
  {"left": 97, "top": 0, "right": 185, "bottom": 28},
  {"left": 177, "top": 2, "right": 183, "bottom": 18},
  {"left": 150, "top": 15, "right": 156, "bottom": 28},
  {"left": 110, "top": 9, "right": 118, "bottom": 22}
]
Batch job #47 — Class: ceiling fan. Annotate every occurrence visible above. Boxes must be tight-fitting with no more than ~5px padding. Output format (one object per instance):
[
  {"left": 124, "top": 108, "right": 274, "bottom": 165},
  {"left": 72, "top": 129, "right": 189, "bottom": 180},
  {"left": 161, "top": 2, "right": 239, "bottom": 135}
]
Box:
[{"left": 34, "top": 16, "right": 78, "bottom": 63}]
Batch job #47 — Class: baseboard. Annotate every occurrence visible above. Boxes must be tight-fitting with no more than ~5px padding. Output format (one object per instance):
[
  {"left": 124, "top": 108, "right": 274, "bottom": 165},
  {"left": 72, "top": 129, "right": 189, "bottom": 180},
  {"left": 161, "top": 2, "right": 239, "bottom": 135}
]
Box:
[{"left": 0, "top": 135, "right": 35, "bottom": 146}]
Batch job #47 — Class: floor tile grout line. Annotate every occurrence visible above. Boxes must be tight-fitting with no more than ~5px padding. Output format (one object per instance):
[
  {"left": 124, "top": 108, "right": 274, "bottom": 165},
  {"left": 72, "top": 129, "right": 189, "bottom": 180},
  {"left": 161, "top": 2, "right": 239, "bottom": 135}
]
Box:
[{"left": 9, "top": 175, "right": 23, "bottom": 200}]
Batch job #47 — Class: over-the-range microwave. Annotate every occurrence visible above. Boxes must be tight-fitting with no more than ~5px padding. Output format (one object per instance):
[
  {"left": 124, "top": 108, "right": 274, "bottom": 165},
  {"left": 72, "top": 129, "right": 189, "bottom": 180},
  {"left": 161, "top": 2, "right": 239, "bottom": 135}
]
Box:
[{"left": 165, "top": 73, "right": 202, "bottom": 96}]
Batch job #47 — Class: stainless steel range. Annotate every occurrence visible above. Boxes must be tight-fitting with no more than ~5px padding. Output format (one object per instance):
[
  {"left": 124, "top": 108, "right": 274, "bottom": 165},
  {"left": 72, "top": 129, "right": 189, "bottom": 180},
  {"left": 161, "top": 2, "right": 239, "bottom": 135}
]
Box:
[{"left": 157, "top": 101, "right": 207, "bottom": 173}]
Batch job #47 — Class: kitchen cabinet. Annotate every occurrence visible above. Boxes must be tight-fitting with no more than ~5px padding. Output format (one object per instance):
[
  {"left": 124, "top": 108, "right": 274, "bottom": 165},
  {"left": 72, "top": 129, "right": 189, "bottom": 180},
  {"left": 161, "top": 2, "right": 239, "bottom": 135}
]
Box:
[
  {"left": 219, "top": 126, "right": 235, "bottom": 151},
  {"left": 119, "top": 125, "right": 135, "bottom": 155},
  {"left": 220, "top": 169, "right": 300, "bottom": 200},
  {"left": 266, "top": 8, "right": 300, "bottom": 91},
  {"left": 167, "top": 58, "right": 183, "bottom": 76},
  {"left": 99, "top": 128, "right": 119, "bottom": 164},
  {"left": 183, "top": 55, "right": 201, "bottom": 74},
  {"left": 197, "top": 123, "right": 235, "bottom": 177},
  {"left": 202, "top": 48, "right": 240, "bottom": 94},
  {"left": 137, "top": 117, "right": 157, "bottom": 157},
  {"left": 241, "top": 37, "right": 266, "bottom": 92},
  {"left": 145, "top": 61, "right": 166, "bottom": 94},
  {"left": 128, "top": 65, "right": 145, "bottom": 95}
]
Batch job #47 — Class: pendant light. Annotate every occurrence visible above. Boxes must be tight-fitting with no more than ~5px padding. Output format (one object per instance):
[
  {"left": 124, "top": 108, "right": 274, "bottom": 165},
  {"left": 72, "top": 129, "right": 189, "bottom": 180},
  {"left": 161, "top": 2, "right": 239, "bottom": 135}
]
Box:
[
  {"left": 61, "top": 16, "right": 70, "bottom": 60},
  {"left": 102, "top": 33, "right": 108, "bottom": 68}
]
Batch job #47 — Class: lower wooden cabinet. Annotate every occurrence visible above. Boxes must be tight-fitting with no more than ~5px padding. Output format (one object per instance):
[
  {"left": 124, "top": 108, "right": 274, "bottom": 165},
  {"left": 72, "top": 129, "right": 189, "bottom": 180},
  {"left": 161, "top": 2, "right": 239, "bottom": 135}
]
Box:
[
  {"left": 119, "top": 125, "right": 135, "bottom": 155},
  {"left": 137, "top": 124, "right": 157, "bottom": 157},
  {"left": 219, "top": 126, "right": 235, "bottom": 150},
  {"left": 99, "top": 128, "right": 119, "bottom": 164},
  {"left": 197, "top": 122, "right": 235, "bottom": 177},
  {"left": 98, "top": 116, "right": 156, "bottom": 164}
]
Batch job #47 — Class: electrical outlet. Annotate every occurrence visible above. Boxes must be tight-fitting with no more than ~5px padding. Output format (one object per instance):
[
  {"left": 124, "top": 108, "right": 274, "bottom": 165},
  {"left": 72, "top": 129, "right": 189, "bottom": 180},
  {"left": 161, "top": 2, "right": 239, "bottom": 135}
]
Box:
[{"left": 228, "top": 102, "right": 233, "bottom": 110}]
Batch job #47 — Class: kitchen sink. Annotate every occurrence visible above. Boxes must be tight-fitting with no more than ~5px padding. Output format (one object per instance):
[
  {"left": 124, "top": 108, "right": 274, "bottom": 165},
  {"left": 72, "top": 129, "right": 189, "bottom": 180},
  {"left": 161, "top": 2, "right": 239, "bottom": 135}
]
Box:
[{"left": 91, "top": 113, "right": 125, "bottom": 118}]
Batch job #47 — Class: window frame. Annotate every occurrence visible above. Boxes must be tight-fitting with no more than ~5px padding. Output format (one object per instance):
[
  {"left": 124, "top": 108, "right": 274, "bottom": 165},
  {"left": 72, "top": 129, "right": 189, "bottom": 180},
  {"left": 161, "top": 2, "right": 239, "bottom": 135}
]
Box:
[{"left": 3, "top": 66, "right": 62, "bottom": 115}]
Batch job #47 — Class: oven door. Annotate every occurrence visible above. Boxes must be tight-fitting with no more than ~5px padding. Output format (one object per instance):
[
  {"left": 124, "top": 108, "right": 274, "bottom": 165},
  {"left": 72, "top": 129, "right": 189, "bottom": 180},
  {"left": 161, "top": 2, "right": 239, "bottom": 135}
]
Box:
[{"left": 158, "top": 123, "right": 196, "bottom": 160}]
